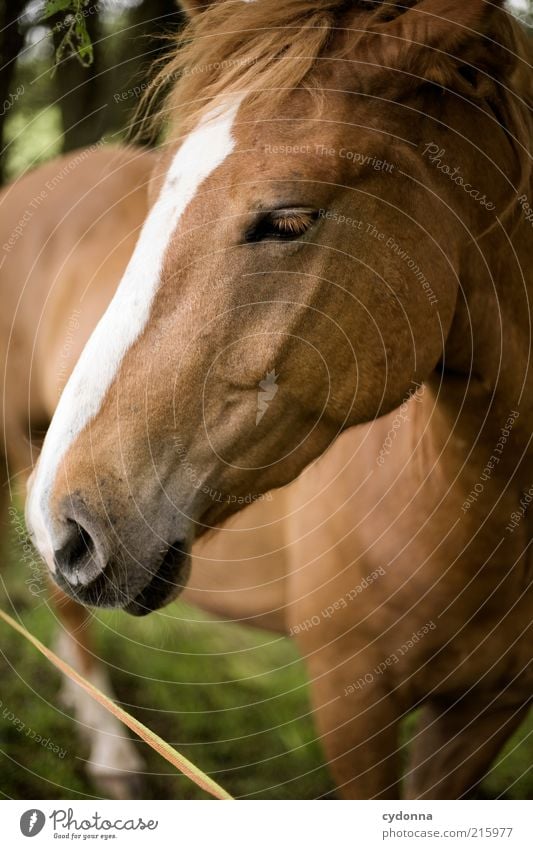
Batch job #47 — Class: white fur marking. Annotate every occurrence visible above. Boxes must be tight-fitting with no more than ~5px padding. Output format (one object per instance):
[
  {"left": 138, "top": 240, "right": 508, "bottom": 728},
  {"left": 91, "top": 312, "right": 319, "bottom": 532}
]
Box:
[
  {"left": 55, "top": 631, "right": 144, "bottom": 778},
  {"left": 27, "top": 100, "right": 242, "bottom": 564}
]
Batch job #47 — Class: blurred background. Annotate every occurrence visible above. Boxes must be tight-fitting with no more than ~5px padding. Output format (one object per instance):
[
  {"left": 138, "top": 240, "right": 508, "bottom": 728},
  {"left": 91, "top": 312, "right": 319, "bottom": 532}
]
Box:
[
  {"left": 0, "top": 0, "right": 532, "bottom": 800},
  {"left": 0, "top": 0, "right": 187, "bottom": 184}
]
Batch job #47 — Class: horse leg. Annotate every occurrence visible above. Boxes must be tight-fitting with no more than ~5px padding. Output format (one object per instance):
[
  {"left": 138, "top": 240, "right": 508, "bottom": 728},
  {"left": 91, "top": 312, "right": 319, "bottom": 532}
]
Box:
[
  {"left": 50, "top": 585, "right": 145, "bottom": 798},
  {"left": 301, "top": 644, "right": 403, "bottom": 799},
  {"left": 404, "top": 691, "right": 531, "bottom": 799}
]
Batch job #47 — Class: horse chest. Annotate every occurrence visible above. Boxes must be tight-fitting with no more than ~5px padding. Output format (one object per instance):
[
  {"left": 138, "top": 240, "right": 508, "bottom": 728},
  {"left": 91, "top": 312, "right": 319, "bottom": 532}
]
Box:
[{"left": 382, "top": 542, "right": 533, "bottom": 699}]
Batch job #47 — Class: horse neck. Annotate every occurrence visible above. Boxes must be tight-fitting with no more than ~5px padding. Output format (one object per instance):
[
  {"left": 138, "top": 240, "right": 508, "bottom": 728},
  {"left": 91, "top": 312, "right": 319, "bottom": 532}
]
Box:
[
  {"left": 441, "top": 179, "right": 533, "bottom": 464},
  {"left": 440, "top": 21, "right": 533, "bottom": 417}
]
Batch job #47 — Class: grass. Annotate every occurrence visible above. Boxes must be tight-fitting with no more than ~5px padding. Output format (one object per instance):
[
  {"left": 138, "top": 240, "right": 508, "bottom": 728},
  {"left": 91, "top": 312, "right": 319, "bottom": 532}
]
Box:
[
  {"left": 0, "top": 524, "right": 332, "bottom": 800},
  {"left": 0, "top": 517, "right": 531, "bottom": 800}
]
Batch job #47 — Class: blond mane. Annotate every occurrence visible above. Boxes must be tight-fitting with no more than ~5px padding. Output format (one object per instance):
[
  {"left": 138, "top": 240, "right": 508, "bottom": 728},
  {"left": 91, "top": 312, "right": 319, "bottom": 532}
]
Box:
[
  {"left": 137, "top": 0, "right": 532, "bottom": 179},
  {"left": 138, "top": 0, "right": 385, "bottom": 138}
]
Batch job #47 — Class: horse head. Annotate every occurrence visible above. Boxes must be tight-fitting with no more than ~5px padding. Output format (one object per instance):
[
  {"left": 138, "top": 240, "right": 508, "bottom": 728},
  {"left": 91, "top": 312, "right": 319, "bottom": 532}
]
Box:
[{"left": 26, "top": 0, "right": 528, "bottom": 614}]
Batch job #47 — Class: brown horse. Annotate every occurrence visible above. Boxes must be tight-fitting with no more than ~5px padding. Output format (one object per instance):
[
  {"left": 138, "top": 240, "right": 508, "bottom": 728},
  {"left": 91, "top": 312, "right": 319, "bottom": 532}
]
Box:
[{"left": 2, "top": 0, "right": 532, "bottom": 799}]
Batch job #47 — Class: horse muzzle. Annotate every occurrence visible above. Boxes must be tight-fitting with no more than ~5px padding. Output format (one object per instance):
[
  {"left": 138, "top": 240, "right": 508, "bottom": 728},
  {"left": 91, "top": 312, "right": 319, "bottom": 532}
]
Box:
[
  {"left": 52, "top": 530, "right": 191, "bottom": 615},
  {"left": 28, "top": 490, "right": 192, "bottom": 615},
  {"left": 124, "top": 541, "right": 191, "bottom": 616}
]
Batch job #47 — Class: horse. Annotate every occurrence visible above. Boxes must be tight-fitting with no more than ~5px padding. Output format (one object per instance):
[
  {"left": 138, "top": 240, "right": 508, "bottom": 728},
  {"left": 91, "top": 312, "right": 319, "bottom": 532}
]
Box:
[{"left": 1, "top": 0, "right": 531, "bottom": 799}]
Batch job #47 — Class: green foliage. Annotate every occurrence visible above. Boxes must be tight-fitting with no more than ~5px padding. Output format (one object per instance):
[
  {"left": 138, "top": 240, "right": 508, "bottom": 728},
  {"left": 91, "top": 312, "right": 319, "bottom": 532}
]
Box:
[
  {"left": 41, "top": 0, "right": 75, "bottom": 16},
  {"left": 4, "top": 106, "right": 63, "bottom": 181},
  {"left": 42, "top": 0, "right": 94, "bottom": 72}
]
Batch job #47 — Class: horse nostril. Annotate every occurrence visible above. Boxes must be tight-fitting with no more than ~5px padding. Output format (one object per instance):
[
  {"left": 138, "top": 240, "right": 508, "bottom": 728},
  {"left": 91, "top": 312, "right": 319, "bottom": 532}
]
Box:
[{"left": 53, "top": 519, "right": 104, "bottom": 587}]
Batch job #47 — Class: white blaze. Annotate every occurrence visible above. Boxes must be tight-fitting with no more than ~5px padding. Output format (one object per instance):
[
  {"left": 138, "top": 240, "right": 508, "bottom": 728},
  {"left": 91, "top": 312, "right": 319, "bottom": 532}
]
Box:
[{"left": 27, "top": 99, "right": 242, "bottom": 569}]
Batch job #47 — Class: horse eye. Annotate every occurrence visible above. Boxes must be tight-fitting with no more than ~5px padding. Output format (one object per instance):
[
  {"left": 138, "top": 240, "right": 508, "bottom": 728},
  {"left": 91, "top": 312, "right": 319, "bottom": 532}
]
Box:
[{"left": 245, "top": 208, "right": 318, "bottom": 243}]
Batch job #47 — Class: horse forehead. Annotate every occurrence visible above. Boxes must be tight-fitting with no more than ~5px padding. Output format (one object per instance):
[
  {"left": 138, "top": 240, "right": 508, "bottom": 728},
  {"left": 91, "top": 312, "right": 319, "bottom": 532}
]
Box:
[
  {"left": 191, "top": 111, "right": 345, "bottom": 191},
  {"left": 26, "top": 98, "right": 244, "bottom": 551}
]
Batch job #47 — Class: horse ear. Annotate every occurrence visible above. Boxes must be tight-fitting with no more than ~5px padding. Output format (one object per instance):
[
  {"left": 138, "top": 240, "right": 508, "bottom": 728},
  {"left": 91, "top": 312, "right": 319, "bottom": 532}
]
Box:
[{"left": 381, "top": 0, "right": 513, "bottom": 92}]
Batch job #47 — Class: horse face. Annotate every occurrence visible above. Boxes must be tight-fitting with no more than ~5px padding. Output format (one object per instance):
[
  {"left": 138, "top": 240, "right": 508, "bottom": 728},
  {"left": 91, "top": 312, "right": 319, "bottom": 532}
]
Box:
[{"left": 28, "top": 0, "right": 506, "bottom": 614}]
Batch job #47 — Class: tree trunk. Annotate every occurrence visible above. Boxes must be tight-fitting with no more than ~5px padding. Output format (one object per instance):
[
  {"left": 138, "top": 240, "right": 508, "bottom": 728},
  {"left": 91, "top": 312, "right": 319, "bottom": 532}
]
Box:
[
  {"left": 108, "top": 0, "right": 185, "bottom": 146},
  {"left": 52, "top": 6, "right": 106, "bottom": 152},
  {"left": 0, "top": 1, "right": 25, "bottom": 184}
]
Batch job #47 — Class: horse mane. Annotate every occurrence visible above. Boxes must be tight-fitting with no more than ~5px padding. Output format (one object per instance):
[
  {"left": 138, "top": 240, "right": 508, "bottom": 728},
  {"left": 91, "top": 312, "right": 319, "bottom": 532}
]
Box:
[
  {"left": 138, "top": 0, "right": 393, "bottom": 137},
  {"left": 137, "top": 0, "right": 532, "bottom": 198}
]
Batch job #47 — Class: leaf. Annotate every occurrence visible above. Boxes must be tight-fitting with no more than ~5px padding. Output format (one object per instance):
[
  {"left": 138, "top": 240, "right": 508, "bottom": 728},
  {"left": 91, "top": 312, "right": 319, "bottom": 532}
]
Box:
[
  {"left": 74, "top": 18, "right": 93, "bottom": 66},
  {"left": 41, "top": 0, "right": 74, "bottom": 20},
  {"left": 43, "top": 0, "right": 95, "bottom": 72}
]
